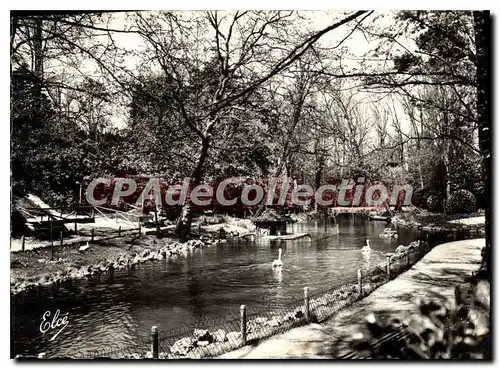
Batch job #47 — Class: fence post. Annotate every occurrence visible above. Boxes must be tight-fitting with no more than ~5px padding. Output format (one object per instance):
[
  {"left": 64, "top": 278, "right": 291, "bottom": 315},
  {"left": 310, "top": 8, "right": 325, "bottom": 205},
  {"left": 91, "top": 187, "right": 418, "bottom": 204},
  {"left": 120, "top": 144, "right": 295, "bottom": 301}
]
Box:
[
  {"left": 91, "top": 228, "right": 95, "bottom": 241},
  {"left": 50, "top": 219, "right": 54, "bottom": 260},
  {"left": 138, "top": 221, "right": 142, "bottom": 236},
  {"left": 21, "top": 235, "right": 25, "bottom": 252},
  {"left": 386, "top": 253, "right": 392, "bottom": 280},
  {"left": 154, "top": 206, "right": 161, "bottom": 237},
  {"left": 151, "top": 326, "right": 158, "bottom": 359},
  {"left": 74, "top": 221, "right": 77, "bottom": 235},
  {"left": 357, "top": 269, "right": 363, "bottom": 298},
  {"left": 304, "top": 287, "right": 310, "bottom": 322},
  {"left": 118, "top": 226, "right": 121, "bottom": 237},
  {"left": 60, "top": 230, "right": 63, "bottom": 247},
  {"left": 240, "top": 305, "right": 247, "bottom": 346}
]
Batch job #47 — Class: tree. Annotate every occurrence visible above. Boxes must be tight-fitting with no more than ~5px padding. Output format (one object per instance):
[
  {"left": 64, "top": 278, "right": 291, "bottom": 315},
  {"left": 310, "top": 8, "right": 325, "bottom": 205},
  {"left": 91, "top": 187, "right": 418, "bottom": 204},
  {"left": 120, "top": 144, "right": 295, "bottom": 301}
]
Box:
[
  {"left": 11, "top": 64, "right": 55, "bottom": 198},
  {"left": 10, "top": 12, "right": 130, "bottom": 205},
  {"left": 321, "top": 11, "right": 487, "bottom": 213},
  {"left": 317, "top": 80, "right": 373, "bottom": 179},
  {"left": 473, "top": 11, "right": 491, "bottom": 279},
  {"left": 132, "top": 10, "right": 370, "bottom": 236}
]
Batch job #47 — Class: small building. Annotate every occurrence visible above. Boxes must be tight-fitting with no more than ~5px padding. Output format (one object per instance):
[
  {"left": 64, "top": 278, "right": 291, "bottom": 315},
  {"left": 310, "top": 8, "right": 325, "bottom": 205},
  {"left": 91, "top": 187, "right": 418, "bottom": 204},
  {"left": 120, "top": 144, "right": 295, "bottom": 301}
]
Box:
[{"left": 253, "top": 208, "right": 293, "bottom": 236}]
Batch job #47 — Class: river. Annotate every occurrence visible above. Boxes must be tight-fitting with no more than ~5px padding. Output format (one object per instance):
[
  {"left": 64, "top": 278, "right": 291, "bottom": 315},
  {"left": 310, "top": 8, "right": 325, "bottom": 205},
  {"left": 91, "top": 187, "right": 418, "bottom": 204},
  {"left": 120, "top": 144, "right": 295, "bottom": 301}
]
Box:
[{"left": 11, "top": 215, "right": 422, "bottom": 357}]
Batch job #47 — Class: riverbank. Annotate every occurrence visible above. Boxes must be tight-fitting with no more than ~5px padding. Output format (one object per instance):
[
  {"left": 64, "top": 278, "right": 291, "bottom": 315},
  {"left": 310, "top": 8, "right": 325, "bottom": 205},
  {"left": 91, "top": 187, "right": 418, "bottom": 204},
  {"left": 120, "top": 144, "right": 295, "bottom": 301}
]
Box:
[
  {"left": 10, "top": 215, "right": 258, "bottom": 296},
  {"left": 11, "top": 209, "right": 320, "bottom": 296},
  {"left": 391, "top": 210, "right": 485, "bottom": 235},
  {"left": 10, "top": 234, "right": 211, "bottom": 296},
  {"left": 219, "top": 238, "right": 487, "bottom": 358}
]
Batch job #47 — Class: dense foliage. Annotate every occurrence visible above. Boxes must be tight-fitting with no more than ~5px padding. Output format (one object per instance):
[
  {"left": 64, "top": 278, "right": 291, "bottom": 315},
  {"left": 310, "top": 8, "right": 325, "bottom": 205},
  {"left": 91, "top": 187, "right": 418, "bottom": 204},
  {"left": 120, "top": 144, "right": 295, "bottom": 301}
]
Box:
[
  {"left": 445, "top": 189, "right": 477, "bottom": 215},
  {"left": 426, "top": 195, "right": 444, "bottom": 212},
  {"left": 344, "top": 283, "right": 490, "bottom": 359}
]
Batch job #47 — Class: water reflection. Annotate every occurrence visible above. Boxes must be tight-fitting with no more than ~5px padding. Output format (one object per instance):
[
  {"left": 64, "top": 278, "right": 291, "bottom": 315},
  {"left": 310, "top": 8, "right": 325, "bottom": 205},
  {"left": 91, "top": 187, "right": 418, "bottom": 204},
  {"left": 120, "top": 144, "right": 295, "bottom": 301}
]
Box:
[
  {"left": 272, "top": 266, "right": 283, "bottom": 285},
  {"left": 362, "top": 249, "right": 372, "bottom": 269}
]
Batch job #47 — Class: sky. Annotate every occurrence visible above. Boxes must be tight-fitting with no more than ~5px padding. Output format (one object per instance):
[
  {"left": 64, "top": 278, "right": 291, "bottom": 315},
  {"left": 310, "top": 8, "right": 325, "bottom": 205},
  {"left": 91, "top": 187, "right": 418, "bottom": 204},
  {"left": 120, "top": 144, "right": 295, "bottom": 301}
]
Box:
[
  {"left": 14, "top": 10, "right": 414, "bottom": 139},
  {"left": 102, "top": 10, "right": 411, "bottom": 131}
]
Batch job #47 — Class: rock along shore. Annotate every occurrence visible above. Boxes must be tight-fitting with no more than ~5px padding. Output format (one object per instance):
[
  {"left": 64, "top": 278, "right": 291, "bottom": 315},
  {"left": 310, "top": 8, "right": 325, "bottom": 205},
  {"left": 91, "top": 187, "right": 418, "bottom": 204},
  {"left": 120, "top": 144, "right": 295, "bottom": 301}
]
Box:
[{"left": 10, "top": 235, "right": 216, "bottom": 296}]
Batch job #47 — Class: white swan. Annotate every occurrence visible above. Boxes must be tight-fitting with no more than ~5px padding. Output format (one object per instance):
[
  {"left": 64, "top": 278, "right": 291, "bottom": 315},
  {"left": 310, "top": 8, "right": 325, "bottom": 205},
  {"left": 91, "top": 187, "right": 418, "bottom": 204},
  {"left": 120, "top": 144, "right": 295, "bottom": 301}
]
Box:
[
  {"left": 79, "top": 242, "right": 90, "bottom": 253},
  {"left": 272, "top": 248, "right": 283, "bottom": 267},
  {"left": 361, "top": 239, "right": 371, "bottom": 252}
]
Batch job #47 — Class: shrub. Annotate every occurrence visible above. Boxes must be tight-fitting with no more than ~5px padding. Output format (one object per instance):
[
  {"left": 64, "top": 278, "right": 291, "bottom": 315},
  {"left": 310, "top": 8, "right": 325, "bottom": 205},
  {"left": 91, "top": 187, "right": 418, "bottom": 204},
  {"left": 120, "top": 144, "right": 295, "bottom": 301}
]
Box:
[
  {"left": 341, "top": 284, "right": 490, "bottom": 359},
  {"left": 11, "top": 209, "right": 27, "bottom": 237},
  {"left": 426, "top": 195, "right": 444, "bottom": 212},
  {"left": 445, "top": 189, "right": 477, "bottom": 215},
  {"left": 411, "top": 188, "right": 425, "bottom": 208}
]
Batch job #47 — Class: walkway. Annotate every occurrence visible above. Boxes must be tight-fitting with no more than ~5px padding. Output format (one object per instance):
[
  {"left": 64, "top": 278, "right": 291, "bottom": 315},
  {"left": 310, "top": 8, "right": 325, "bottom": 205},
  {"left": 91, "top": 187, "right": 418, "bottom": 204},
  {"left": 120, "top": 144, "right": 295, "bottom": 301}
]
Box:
[
  {"left": 448, "top": 216, "right": 485, "bottom": 225},
  {"left": 219, "top": 238, "right": 485, "bottom": 359}
]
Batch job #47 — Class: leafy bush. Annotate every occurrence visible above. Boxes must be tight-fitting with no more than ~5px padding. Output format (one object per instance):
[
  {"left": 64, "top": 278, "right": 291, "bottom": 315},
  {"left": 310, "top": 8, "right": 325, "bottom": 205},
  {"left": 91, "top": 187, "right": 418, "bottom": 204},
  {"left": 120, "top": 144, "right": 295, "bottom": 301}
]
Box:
[
  {"left": 445, "top": 189, "right": 477, "bottom": 215},
  {"left": 11, "top": 209, "right": 27, "bottom": 237},
  {"left": 426, "top": 195, "right": 444, "bottom": 212},
  {"left": 411, "top": 187, "right": 438, "bottom": 208},
  {"left": 343, "top": 283, "right": 490, "bottom": 359},
  {"left": 411, "top": 188, "right": 425, "bottom": 208}
]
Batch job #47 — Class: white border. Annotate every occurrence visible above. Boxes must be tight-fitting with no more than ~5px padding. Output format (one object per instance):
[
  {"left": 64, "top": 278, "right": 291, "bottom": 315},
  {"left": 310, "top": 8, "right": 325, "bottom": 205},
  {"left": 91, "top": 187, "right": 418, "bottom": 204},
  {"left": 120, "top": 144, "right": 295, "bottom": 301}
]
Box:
[{"left": 3, "top": 3, "right": 499, "bottom": 369}]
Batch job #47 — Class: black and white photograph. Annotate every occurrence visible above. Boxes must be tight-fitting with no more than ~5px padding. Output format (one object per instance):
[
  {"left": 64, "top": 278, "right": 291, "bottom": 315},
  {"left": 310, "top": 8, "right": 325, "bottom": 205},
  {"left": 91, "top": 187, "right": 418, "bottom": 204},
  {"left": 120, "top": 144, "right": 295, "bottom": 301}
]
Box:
[{"left": 9, "top": 7, "right": 492, "bottom": 360}]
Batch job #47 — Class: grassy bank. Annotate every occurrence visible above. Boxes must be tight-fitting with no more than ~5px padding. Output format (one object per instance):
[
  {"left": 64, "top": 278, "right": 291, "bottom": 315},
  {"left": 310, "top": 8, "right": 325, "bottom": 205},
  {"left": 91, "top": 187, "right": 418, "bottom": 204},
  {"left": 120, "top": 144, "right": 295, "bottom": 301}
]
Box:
[
  {"left": 391, "top": 210, "right": 485, "bottom": 233},
  {"left": 10, "top": 234, "right": 212, "bottom": 296},
  {"left": 10, "top": 215, "right": 258, "bottom": 296}
]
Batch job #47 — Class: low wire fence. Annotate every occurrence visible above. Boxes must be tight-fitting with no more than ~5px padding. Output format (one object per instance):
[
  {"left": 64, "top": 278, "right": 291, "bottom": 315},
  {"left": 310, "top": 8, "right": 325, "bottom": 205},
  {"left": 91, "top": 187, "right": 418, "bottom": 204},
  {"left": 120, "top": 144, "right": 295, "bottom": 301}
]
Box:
[{"left": 58, "top": 239, "right": 432, "bottom": 360}]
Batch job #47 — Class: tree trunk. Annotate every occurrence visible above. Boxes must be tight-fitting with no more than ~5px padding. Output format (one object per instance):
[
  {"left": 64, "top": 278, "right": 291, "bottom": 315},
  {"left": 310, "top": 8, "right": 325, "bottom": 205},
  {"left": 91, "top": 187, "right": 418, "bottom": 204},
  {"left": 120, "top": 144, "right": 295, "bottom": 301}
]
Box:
[
  {"left": 314, "top": 155, "right": 324, "bottom": 213},
  {"left": 418, "top": 160, "right": 424, "bottom": 190},
  {"left": 175, "top": 137, "right": 210, "bottom": 239},
  {"left": 442, "top": 111, "right": 452, "bottom": 211},
  {"left": 315, "top": 159, "right": 324, "bottom": 190},
  {"left": 340, "top": 142, "right": 345, "bottom": 177},
  {"left": 443, "top": 140, "right": 451, "bottom": 204},
  {"left": 417, "top": 107, "right": 424, "bottom": 190},
  {"left": 33, "top": 17, "right": 43, "bottom": 123},
  {"left": 474, "top": 11, "right": 491, "bottom": 279}
]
